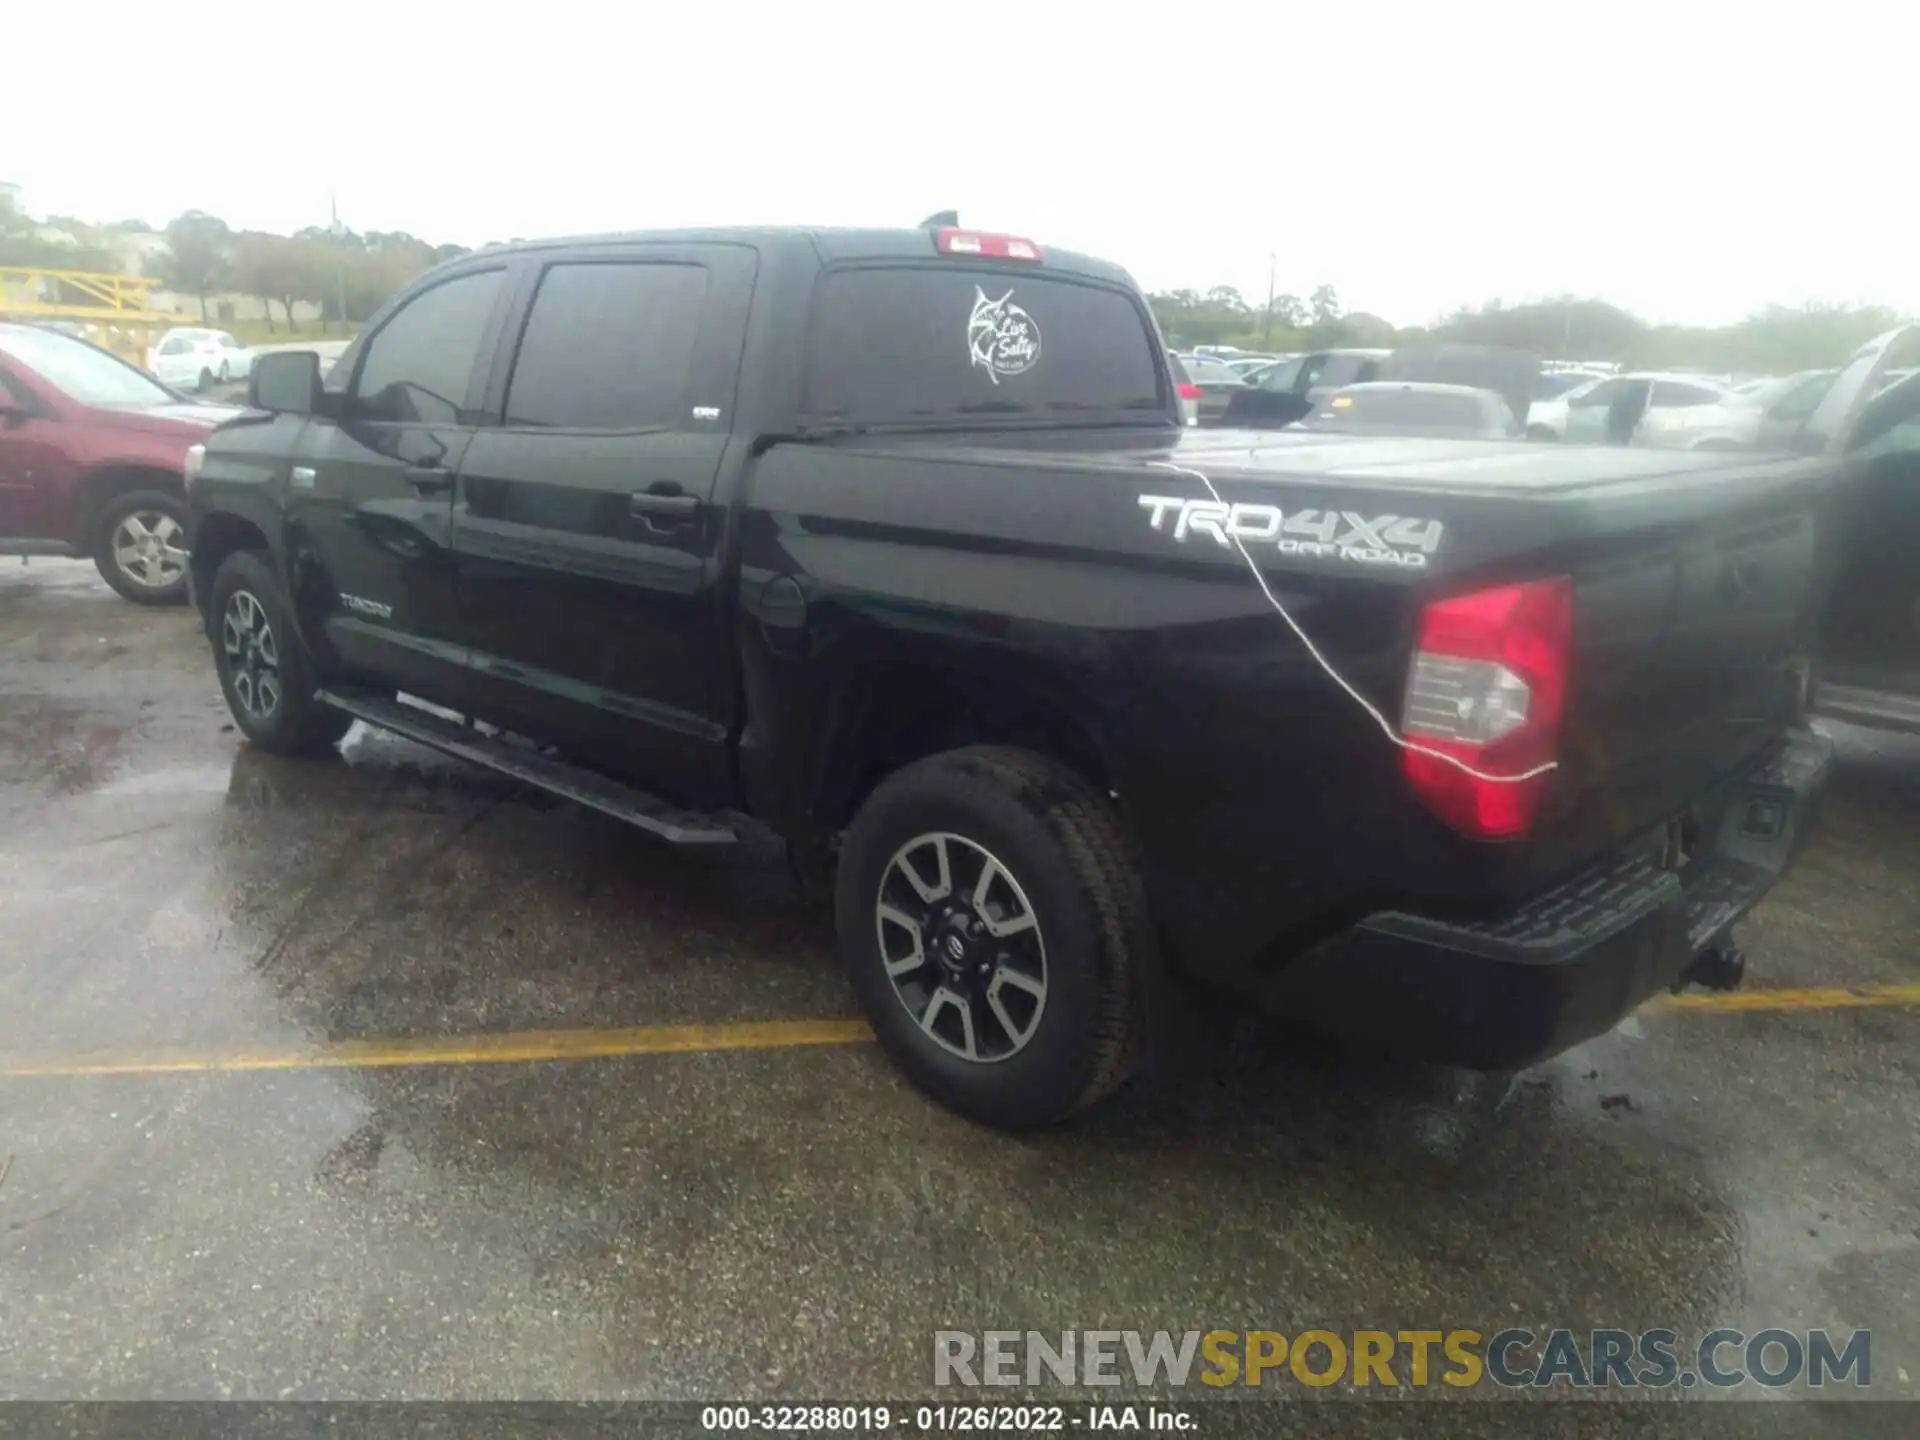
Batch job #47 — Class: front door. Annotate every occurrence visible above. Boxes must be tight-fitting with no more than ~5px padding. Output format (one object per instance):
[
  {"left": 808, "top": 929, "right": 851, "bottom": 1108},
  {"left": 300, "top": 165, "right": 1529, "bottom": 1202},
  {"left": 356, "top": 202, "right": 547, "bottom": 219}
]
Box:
[
  {"left": 452, "top": 244, "right": 756, "bottom": 804},
  {"left": 285, "top": 264, "right": 513, "bottom": 709}
]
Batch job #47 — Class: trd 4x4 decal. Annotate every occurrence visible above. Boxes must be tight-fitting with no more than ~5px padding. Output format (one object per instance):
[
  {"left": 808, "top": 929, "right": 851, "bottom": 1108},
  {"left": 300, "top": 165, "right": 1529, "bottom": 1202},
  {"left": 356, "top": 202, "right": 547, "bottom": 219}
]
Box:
[{"left": 1138, "top": 494, "right": 1445, "bottom": 570}]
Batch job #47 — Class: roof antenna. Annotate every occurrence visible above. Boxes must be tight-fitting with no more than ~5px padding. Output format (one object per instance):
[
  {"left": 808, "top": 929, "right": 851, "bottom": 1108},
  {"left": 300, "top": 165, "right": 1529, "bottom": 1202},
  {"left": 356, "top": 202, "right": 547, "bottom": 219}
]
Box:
[{"left": 919, "top": 210, "right": 960, "bottom": 229}]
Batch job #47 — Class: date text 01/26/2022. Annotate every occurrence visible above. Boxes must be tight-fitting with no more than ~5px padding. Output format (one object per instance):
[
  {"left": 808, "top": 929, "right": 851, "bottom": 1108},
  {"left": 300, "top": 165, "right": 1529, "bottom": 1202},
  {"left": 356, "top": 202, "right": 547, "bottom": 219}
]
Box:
[{"left": 699, "top": 1404, "right": 1195, "bottom": 1431}]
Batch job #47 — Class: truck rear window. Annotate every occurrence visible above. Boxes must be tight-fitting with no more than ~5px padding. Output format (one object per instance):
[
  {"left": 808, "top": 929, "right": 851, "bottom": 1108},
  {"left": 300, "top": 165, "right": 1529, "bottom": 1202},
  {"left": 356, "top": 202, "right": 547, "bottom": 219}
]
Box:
[{"left": 804, "top": 267, "right": 1166, "bottom": 427}]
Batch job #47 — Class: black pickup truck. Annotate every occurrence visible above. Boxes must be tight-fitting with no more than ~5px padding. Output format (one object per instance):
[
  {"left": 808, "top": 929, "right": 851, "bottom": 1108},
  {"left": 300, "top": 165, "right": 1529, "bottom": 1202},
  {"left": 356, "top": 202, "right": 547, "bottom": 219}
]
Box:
[{"left": 184, "top": 225, "right": 1873, "bottom": 1126}]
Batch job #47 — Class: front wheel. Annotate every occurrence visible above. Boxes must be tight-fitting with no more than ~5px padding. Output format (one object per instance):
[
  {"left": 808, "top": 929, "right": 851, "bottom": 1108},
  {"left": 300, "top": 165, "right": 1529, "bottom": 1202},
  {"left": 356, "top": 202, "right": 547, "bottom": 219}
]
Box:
[
  {"left": 835, "top": 746, "right": 1149, "bottom": 1127},
  {"left": 94, "top": 490, "right": 191, "bottom": 604},
  {"left": 209, "top": 549, "right": 351, "bottom": 757}
]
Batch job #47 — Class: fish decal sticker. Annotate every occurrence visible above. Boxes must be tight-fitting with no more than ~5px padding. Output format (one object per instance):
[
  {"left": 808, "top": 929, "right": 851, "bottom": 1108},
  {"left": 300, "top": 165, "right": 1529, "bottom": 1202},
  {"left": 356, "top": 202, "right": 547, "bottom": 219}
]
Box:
[{"left": 967, "top": 286, "right": 1042, "bottom": 384}]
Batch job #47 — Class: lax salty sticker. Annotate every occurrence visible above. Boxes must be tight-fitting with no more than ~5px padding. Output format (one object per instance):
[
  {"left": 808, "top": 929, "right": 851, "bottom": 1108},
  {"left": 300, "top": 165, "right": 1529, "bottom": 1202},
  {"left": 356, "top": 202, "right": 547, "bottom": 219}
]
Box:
[{"left": 967, "top": 286, "right": 1041, "bottom": 384}]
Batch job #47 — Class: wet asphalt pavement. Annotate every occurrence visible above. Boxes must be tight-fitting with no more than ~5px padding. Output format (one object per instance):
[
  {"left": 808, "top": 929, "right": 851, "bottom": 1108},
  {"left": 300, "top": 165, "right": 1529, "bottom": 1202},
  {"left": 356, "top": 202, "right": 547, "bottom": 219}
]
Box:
[{"left": 0, "top": 560, "right": 1916, "bottom": 1430}]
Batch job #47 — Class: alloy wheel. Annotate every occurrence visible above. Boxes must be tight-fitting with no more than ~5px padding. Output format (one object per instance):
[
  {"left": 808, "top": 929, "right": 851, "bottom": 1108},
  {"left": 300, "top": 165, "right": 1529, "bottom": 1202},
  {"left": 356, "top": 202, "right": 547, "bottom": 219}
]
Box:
[
  {"left": 221, "top": 589, "right": 282, "bottom": 719},
  {"left": 111, "top": 510, "right": 188, "bottom": 591},
  {"left": 875, "top": 832, "right": 1048, "bottom": 1063}
]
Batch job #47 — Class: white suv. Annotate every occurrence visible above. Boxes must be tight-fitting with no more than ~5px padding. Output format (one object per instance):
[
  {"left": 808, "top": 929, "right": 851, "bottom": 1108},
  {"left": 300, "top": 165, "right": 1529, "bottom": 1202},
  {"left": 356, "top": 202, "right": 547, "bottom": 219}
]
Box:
[{"left": 146, "top": 328, "right": 254, "bottom": 392}]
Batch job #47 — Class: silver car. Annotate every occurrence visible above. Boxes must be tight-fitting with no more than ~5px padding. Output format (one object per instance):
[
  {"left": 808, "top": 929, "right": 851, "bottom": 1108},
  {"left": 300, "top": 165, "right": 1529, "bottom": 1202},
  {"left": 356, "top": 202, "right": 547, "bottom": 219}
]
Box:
[
  {"left": 1635, "top": 370, "right": 1836, "bottom": 450},
  {"left": 1527, "top": 372, "right": 1731, "bottom": 442}
]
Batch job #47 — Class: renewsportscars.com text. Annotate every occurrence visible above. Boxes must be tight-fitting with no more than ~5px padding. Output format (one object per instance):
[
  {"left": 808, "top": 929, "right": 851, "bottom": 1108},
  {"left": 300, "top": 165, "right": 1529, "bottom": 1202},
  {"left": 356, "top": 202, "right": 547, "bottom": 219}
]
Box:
[{"left": 933, "top": 1328, "right": 1871, "bottom": 1391}]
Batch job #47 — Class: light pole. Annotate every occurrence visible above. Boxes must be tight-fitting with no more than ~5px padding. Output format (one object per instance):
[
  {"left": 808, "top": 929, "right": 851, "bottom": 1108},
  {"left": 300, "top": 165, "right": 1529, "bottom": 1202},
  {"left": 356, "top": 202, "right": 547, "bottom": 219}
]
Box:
[
  {"left": 1263, "top": 252, "right": 1276, "bottom": 349},
  {"left": 329, "top": 191, "right": 348, "bottom": 334}
]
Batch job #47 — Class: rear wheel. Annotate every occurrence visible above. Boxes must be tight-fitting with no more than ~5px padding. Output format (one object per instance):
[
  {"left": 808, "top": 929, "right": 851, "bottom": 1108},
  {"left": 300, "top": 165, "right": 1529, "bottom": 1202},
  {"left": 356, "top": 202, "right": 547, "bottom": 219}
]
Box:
[
  {"left": 835, "top": 746, "right": 1149, "bottom": 1127},
  {"left": 93, "top": 490, "right": 190, "bottom": 604},
  {"left": 196, "top": 367, "right": 214, "bottom": 393},
  {"left": 209, "top": 549, "right": 351, "bottom": 757}
]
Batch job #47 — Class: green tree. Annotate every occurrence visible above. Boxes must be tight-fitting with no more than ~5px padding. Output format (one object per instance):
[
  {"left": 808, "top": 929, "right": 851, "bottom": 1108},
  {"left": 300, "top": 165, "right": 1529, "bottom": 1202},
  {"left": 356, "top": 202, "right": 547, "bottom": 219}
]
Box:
[
  {"left": 159, "top": 211, "right": 234, "bottom": 321},
  {"left": 1435, "top": 296, "right": 1643, "bottom": 359},
  {"left": 1309, "top": 284, "right": 1341, "bottom": 326},
  {"left": 230, "top": 231, "right": 285, "bottom": 333}
]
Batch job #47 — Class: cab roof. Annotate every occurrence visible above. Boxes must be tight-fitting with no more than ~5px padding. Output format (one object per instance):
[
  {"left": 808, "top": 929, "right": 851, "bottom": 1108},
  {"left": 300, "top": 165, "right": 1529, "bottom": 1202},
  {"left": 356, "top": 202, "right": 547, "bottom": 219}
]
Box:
[{"left": 474, "top": 226, "right": 1137, "bottom": 288}]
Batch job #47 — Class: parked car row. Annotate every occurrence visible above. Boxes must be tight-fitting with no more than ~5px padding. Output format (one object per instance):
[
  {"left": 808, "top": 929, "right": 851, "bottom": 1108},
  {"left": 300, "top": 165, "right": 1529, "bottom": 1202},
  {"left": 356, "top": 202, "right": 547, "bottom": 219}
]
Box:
[{"left": 1525, "top": 366, "right": 1919, "bottom": 450}]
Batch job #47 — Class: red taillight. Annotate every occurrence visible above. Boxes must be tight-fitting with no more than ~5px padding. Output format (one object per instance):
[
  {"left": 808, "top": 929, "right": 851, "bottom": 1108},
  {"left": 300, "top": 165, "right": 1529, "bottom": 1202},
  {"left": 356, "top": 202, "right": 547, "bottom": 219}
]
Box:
[
  {"left": 935, "top": 227, "right": 1043, "bottom": 261},
  {"left": 1177, "top": 382, "right": 1202, "bottom": 400},
  {"left": 1399, "top": 576, "right": 1573, "bottom": 840}
]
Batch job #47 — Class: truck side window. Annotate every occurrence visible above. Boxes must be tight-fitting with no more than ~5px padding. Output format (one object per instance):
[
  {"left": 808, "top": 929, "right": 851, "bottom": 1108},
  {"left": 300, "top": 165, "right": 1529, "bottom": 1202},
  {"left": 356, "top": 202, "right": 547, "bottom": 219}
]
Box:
[
  {"left": 1767, "top": 374, "right": 1830, "bottom": 423},
  {"left": 1254, "top": 358, "right": 1294, "bottom": 391},
  {"left": 350, "top": 269, "right": 504, "bottom": 425},
  {"left": 503, "top": 262, "right": 708, "bottom": 430}
]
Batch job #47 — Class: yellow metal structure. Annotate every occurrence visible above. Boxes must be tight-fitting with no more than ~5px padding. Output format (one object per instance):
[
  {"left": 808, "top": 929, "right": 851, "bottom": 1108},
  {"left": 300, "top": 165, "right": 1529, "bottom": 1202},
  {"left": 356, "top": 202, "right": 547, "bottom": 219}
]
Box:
[{"left": 0, "top": 266, "right": 184, "bottom": 364}]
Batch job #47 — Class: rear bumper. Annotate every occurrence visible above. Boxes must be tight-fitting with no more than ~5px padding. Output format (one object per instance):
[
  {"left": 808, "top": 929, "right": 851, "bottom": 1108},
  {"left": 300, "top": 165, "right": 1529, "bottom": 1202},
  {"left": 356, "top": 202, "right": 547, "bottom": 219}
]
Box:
[{"left": 1260, "top": 728, "right": 1832, "bottom": 1069}]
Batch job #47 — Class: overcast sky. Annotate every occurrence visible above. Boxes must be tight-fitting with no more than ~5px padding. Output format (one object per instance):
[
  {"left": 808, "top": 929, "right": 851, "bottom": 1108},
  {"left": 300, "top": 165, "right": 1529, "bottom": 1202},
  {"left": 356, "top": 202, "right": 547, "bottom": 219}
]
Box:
[{"left": 7, "top": 1, "right": 1904, "bottom": 327}]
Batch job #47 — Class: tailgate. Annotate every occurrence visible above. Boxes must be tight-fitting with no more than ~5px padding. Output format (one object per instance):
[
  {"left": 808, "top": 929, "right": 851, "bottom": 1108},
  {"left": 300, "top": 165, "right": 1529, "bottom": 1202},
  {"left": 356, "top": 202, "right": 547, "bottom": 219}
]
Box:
[
  {"left": 1157, "top": 433, "right": 1835, "bottom": 882},
  {"left": 1552, "top": 469, "right": 1827, "bottom": 859}
]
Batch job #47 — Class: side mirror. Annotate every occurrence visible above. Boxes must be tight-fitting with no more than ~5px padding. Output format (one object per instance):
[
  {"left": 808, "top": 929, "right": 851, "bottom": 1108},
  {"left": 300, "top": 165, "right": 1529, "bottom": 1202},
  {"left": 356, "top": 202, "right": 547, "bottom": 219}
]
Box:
[{"left": 248, "top": 351, "right": 322, "bottom": 415}]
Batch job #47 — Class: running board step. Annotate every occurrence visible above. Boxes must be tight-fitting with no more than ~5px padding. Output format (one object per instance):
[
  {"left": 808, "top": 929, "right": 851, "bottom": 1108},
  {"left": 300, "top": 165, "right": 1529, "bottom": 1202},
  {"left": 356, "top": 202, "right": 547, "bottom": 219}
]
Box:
[
  {"left": 1813, "top": 682, "right": 1920, "bottom": 738},
  {"left": 317, "top": 690, "right": 738, "bottom": 845}
]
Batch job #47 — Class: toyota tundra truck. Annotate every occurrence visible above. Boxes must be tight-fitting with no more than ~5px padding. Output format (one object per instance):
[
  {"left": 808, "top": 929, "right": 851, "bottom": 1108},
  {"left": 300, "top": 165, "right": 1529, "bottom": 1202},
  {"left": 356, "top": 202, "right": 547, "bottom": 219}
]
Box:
[{"left": 182, "top": 224, "right": 1883, "bottom": 1127}]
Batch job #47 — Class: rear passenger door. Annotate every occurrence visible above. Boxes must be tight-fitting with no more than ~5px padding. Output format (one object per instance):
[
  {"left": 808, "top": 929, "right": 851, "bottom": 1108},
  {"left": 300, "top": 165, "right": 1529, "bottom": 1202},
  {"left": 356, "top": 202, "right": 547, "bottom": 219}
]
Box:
[{"left": 452, "top": 244, "right": 757, "bottom": 803}]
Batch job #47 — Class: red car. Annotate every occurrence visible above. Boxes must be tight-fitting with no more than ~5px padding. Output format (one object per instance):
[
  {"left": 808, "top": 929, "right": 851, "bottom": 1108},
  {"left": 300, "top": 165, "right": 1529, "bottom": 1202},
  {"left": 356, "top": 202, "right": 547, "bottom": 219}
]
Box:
[{"left": 0, "top": 322, "right": 239, "bottom": 603}]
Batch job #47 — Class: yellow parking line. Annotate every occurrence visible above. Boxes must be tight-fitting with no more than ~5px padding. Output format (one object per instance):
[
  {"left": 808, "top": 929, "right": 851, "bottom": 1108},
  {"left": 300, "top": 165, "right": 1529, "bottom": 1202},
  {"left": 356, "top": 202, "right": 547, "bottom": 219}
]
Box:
[
  {"left": 0, "top": 986, "right": 1914, "bottom": 1080},
  {"left": 1647, "top": 983, "right": 1920, "bottom": 1014},
  {"left": 0, "top": 1018, "right": 876, "bottom": 1078}
]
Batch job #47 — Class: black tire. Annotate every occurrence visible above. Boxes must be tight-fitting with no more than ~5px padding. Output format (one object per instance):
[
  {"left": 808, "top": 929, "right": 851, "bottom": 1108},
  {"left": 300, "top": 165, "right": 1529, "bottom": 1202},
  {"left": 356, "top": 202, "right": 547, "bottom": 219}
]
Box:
[
  {"left": 835, "top": 745, "right": 1149, "bottom": 1127},
  {"left": 93, "top": 489, "right": 191, "bottom": 605},
  {"left": 208, "top": 548, "right": 351, "bottom": 757}
]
